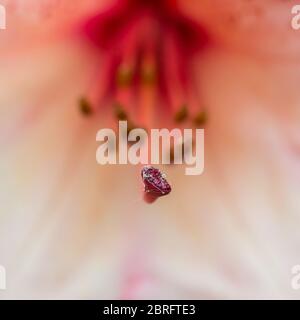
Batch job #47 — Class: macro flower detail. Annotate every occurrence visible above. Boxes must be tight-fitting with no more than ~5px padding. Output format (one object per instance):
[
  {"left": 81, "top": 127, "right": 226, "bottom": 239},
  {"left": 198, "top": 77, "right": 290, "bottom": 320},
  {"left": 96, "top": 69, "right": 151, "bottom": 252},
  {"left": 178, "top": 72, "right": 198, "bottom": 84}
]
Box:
[
  {"left": 81, "top": 0, "right": 209, "bottom": 128},
  {"left": 1, "top": 0, "right": 300, "bottom": 300}
]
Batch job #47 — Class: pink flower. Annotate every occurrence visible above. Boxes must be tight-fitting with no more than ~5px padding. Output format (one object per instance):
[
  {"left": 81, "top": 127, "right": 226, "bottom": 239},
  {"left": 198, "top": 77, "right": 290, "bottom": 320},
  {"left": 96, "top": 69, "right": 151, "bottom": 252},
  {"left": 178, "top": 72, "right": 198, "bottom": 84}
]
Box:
[{"left": 1, "top": 0, "right": 300, "bottom": 299}]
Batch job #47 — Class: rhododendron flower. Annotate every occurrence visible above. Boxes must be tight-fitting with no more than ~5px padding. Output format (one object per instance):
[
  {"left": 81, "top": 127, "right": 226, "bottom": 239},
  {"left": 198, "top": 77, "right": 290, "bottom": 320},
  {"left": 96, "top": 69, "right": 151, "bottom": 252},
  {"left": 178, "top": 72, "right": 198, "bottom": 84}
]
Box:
[{"left": 1, "top": 0, "right": 300, "bottom": 299}]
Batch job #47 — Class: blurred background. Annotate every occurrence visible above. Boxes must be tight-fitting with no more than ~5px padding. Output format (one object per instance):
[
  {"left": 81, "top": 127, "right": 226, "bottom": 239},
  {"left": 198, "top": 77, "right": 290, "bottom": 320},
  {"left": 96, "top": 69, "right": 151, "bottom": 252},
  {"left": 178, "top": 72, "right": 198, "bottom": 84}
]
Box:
[{"left": 0, "top": 0, "right": 300, "bottom": 299}]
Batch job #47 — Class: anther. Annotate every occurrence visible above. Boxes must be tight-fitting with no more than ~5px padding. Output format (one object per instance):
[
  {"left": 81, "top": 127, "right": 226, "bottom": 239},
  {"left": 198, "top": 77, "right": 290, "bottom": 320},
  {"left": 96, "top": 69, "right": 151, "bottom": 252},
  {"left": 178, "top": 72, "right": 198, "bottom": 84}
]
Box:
[
  {"left": 116, "top": 64, "right": 134, "bottom": 87},
  {"left": 79, "top": 97, "right": 93, "bottom": 116},
  {"left": 193, "top": 111, "right": 207, "bottom": 127},
  {"left": 114, "top": 103, "right": 128, "bottom": 120},
  {"left": 141, "top": 63, "right": 156, "bottom": 85},
  {"left": 174, "top": 104, "right": 188, "bottom": 123}
]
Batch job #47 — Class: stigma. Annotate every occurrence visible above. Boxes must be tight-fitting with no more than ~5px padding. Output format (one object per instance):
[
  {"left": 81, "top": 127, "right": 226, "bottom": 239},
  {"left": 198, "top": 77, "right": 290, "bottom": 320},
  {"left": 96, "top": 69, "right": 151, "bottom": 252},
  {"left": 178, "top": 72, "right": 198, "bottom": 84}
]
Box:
[
  {"left": 80, "top": 0, "right": 209, "bottom": 129},
  {"left": 141, "top": 166, "right": 171, "bottom": 203}
]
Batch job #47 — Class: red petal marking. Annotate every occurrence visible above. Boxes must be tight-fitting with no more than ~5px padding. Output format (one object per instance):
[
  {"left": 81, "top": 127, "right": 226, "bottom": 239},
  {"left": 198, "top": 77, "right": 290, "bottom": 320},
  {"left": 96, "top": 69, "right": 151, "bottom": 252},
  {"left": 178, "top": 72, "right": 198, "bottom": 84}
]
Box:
[{"left": 141, "top": 166, "right": 171, "bottom": 198}]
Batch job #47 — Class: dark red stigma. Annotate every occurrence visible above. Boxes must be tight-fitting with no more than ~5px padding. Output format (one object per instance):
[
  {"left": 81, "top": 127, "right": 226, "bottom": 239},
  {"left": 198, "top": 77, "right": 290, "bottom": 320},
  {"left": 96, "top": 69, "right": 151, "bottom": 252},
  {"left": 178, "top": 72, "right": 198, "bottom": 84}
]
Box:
[{"left": 141, "top": 166, "right": 171, "bottom": 200}]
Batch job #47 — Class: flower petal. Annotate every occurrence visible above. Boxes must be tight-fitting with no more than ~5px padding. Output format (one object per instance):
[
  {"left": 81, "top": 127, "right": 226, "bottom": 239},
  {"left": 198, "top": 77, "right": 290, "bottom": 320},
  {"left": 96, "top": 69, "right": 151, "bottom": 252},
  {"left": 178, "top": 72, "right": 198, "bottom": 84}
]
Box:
[
  {"left": 179, "top": 0, "right": 300, "bottom": 58},
  {"left": 0, "top": 0, "right": 111, "bottom": 52},
  {"left": 145, "top": 48, "right": 300, "bottom": 299}
]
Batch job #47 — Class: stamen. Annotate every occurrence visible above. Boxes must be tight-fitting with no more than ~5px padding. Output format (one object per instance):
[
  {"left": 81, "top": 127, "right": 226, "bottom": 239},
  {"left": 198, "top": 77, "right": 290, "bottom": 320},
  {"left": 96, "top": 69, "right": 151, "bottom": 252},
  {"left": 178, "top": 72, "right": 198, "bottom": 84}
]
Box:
[
  {"left": 81, "top": 0, "right": 209, "bottom": 131},
  {"left": 116, "top": 64, "right": 134, "bottom": 87},
  {"left": 114, "top": 102, "right": 128, "bottom": 120},
  {"left": 141, "top": 61, "right": 157, "bottom": 85},
  {"left": 162, "top": 35, "right": 188, "bottom": 116},
  {"left": 193, "top": 111, "right": 207, "bottom": 127},
  {"left": 79, "top": 97, "right": 93, "bottom": 116},
  {"left": 169, "top": 143, "right": 183, "bottom": 164},
  {"left": 169, "top": 139, "right": 194, "bottom": 164},
  {"left": 174, "top": 104, "right": 188, "bottom": 123}
]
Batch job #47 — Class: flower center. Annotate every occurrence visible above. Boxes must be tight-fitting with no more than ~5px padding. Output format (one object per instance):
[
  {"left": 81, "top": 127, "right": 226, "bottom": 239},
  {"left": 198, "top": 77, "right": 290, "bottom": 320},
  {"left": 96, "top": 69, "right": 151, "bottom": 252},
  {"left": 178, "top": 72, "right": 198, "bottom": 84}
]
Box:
[{"left": 80, "top": 0, "right": 209, "bottom": 129}]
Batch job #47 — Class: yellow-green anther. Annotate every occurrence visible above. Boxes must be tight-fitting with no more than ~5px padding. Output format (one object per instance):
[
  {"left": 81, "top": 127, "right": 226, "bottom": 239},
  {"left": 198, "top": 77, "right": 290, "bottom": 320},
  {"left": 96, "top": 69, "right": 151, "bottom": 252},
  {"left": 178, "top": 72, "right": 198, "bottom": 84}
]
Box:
[
  {"left": 141, "top": 64, "right": 156, "bottom": 85},
  {"left": 116, "top": 65, "right": 133, "bottom": 87}
]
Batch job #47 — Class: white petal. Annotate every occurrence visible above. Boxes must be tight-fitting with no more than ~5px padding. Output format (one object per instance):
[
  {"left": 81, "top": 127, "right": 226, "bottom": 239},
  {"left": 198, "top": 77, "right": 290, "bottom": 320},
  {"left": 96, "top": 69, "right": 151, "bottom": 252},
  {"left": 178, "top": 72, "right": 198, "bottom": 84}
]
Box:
[
  {"left": 146, "top": 49, "right": 300, "bottom": 299},
  {"left": 180, "top": 0, "right": 300, "bottom": 58}
]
